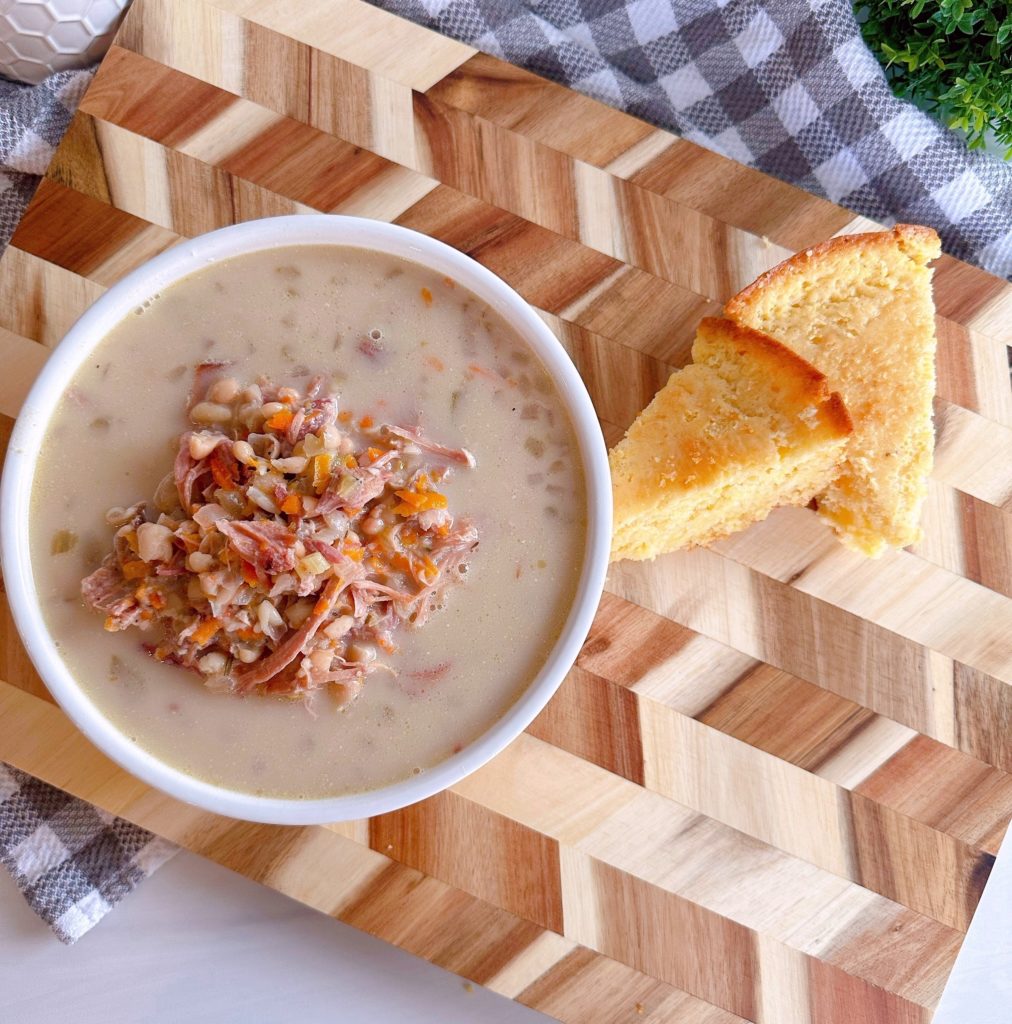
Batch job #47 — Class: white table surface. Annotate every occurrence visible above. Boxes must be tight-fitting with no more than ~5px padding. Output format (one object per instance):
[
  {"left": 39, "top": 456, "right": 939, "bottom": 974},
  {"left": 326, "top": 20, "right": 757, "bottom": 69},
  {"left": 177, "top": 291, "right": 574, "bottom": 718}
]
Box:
[
  {"left": 1, "top": 832, "right": 1007, "bottom": 1022},
  {"left": 0, "top": 849, "right": 547, "bottom": 1024}
]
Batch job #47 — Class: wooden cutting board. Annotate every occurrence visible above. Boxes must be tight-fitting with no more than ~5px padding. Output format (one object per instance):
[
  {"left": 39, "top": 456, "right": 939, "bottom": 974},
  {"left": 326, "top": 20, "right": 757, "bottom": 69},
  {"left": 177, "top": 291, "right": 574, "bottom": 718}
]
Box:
[{"left": 1, "top": 0, "right": 1011, "bottom": 1019}]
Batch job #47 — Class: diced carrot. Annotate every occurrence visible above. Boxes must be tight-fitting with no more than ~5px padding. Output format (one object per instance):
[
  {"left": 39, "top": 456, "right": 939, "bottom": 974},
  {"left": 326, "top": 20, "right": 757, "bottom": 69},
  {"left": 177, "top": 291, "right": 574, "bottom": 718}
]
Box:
[
  {"left": 343, "top": 454, "right": 358, "bottom": 469},
  {"left": 236, "top": 627, "right": 259, "bottom": 641},
  {"left": 359, "top": 414, "right": 374, "bottom": 429},
  {"left": 121, "top": 560, "right": 148, "bottom": 580},
  {"left": 366, "top": 447, "right": 383, "bottom": 462},
  {"left": 241, "top": 560, "right": 261, "bottom": 588},
  {"left": 338, "top": 410, "right": 353, "bottom": 423},
  {"left": 209, "top": 447, "right": 238, "bottom": 489},
  {"left": 191, "top": 618, "right": 221, "bottom": 646},
  {"left": 312, "top": 453, "right": 332, "bottom": 493},
  {"left": 400, "top": 528, "right": 419, "bottom": 546},
  {"left": 420, "top": 287, "right": 433, "bottom": 306},
  {"left": 394, "top": 489, "right": 448, "bottom": 514},
  {"left": 266, "top": 409, "right": 294, "bottom": 431},
  {"left": 424, "top": 354, "right": 445, "bottom": 372},
  {"left": 416, "top": 473, "right": 430, "bottom": 491},
  {"left": 394, "top": 488, "right": 425, "bottom": 508},
  {"left": 281, "top": 493, "right": 302, "bottom": 516},
  {"left": 123, "top": 530, "right": 139, "bottom": 553}
]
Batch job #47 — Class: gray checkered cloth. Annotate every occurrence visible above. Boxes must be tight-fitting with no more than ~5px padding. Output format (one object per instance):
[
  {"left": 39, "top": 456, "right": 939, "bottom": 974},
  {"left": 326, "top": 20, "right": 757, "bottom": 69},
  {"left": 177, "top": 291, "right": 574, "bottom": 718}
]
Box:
[
  {"left": 2, "top": 0, "right": 1012, "bottom": 946},
  {"left": 0, "top": 765, "right": 176, "bottom": 943},
  {"left": 0, "top": 67, "right": 90, "bottom": 246},
  {"left": 375, "top": 0, "right": 1012, "bottom": 277}
]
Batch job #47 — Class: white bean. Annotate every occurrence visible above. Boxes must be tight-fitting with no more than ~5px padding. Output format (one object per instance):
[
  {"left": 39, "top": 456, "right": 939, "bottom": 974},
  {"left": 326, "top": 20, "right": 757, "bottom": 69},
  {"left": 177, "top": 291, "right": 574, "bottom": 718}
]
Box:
[
  {"left": 308, "top": 648, "right": 333, "bottom": 673},
  {"left": 272, "top": 456, "right": 308, "bottom": 474},
  {"left": 360, "top": 515, "right": 384, "bottom": 536},
  {"left": 323, "top": 615, "right": 354, "bottom": 640},
  {"left": 240, "top": 384, "right": 262, "bottom": 404},
  {"left": 198, "top": 651, "right": 227, "bottom": 673},
  {"left": 260, "top": 401, "right": 284, "bottom": 418},
  {"left": 248, "top": 488, "right": 279, "bottom": 514},
  {"left": 199, "top": 573, "right": 221, "bottom": 597},
  {"left": 189, "top": 431, "right": 222, "bottom": 459},
  {"left": 208, "top": 377, "right": 239, "bottom": 403},
  {"left": 190, "top": 402, "right": 232, "bottom": 425},
  {"left": 105, "top": 506, "right": 136, "bottom": 527},
  {"left": 285, "top": 599, "right": 314, "bottom": 628},
  {"left": 345, "top": 643, "right": 376, "bottom": 664},
  {"left": 231, "top": 439, "right": 257, "bottom": 466},
  {"left": 136, "top": 522, "right": 174, "bottom": 563},
  {"left": 257, "top": 600, "right": 286, "bottom": 639},
  {"left": 187, "top": 551, "right": 214, "bottom": 573},
  {"left": 238, "top": 403, "right": 262, "bottom": 428}
]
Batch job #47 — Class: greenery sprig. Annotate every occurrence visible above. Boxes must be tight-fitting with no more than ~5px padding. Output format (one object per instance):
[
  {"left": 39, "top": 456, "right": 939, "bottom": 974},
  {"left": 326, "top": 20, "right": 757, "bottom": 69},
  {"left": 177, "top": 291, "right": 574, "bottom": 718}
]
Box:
[{"left": 856, "top": 0, "right": 1012, "bottom": 158}]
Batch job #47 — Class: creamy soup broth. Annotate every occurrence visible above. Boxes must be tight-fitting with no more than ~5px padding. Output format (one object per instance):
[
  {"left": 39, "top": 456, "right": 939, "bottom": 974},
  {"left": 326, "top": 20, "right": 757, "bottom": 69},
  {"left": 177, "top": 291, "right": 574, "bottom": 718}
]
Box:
[{"left": 29, "top": 245, "right": 586, "bottom": 798}]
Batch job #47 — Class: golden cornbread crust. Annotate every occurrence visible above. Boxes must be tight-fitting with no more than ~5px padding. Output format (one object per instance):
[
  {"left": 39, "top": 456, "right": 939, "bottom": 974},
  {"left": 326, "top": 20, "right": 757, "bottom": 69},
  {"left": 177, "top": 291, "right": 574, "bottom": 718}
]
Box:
[
  {"left": 693, "top": 317, "right": 854, "bottom": 439},
  {"left": 610, "top": 317, "right": 852, "bottom": 562},
  {"left": 725, "top": 224, "right": 941, "bottom": 557},
  {"left": 726, "top": 225, "right": 940, "bottom": 316}
]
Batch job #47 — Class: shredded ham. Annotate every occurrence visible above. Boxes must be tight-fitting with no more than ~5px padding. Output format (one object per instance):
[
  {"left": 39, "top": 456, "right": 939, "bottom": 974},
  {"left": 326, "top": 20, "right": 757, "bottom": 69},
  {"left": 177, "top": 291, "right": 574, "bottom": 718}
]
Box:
[
  {"left": 216, "top": 519, "right": 296, "bottom": 574},
  {"left": 384, "top": 424, "right": 476, "bottom": 467},
  {"left": 231, "top": 575, "right": 348, "bottom": 693},
  {"left": 81, "top": 372, "right": 479, "bottom": 703}
]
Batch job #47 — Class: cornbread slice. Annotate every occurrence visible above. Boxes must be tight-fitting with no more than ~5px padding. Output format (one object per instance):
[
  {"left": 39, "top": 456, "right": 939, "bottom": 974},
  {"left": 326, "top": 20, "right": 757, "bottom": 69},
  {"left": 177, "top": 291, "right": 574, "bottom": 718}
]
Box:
[
  {"left": 725, "top": 224, "right": 941, "bottom": 556},
  {"left": 610, "top": 317, "right": 852, "bottom": 561}
]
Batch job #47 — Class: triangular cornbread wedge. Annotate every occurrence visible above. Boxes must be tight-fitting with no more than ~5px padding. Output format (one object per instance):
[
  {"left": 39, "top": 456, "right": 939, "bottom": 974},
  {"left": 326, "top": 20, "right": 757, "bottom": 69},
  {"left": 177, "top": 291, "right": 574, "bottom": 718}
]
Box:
[
  {"left": 725, "top": 224, "right": 941, "bottom": 556},
  {"left": 610, "top": 317, "right": 852, "bottom": 561}
]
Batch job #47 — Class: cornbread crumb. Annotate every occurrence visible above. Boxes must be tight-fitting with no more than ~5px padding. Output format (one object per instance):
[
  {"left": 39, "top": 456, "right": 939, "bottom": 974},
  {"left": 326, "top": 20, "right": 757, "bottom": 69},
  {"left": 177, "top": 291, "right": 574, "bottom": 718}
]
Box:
[
  {"left": 610, "top": 318, "right": 851, "bottom": 561},
  {"left": 726, "top": 224, "right": 940, "bottom": 556}
]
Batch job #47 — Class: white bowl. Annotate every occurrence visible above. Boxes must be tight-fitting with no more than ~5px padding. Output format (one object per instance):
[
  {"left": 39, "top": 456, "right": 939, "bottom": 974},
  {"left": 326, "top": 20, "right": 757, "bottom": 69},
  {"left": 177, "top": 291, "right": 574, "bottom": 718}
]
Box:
[{"left": 1, "top": 215, "right": 611, "bottom": 825}]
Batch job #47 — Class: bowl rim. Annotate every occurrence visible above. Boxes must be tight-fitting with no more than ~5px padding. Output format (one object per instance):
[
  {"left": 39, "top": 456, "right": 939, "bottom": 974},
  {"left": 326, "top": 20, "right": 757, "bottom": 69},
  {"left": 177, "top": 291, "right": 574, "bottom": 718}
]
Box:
[{"left": 0, "top": 214, "right": 612, "bottom": 824}]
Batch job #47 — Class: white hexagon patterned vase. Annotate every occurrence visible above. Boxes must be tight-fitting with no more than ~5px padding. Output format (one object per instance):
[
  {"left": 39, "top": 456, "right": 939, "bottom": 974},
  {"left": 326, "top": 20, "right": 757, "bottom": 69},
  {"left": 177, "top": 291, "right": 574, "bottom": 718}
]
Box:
[{"left": 0, "top": 0, "right": 130, "bottom": 85}]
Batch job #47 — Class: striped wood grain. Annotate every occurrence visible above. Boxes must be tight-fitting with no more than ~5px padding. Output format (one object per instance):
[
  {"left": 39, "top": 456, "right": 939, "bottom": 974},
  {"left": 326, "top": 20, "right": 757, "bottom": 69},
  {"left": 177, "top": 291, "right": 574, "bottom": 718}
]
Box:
[{"left": 0, "top": 1, "right": 1010, "bottom": 1021}]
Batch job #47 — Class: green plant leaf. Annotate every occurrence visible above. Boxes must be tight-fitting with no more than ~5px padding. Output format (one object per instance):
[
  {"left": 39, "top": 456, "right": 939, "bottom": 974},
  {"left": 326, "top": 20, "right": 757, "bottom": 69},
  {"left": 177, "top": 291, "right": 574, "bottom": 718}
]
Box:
[{"left": 858, "top": 0, "right": 1012, "bottom": 158}]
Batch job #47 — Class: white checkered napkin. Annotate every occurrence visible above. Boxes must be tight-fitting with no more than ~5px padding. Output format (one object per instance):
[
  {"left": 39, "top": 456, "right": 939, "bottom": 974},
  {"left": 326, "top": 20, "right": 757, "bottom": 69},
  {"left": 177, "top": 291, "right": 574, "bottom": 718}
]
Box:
[
  {"left": 377, "top": 0, "right": 1012, "bottom": 280},
  {"left": 0, "top": 764, "right": 177, "bottom": 943}
]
